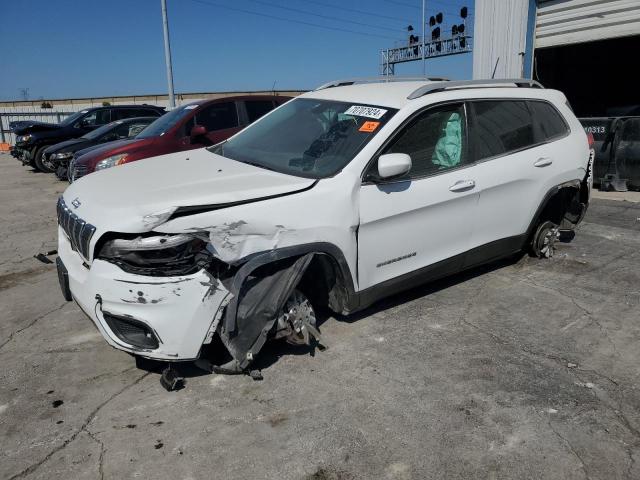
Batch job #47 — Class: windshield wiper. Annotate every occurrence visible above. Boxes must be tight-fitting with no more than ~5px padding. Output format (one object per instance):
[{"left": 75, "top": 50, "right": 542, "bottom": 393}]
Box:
[
  {"left": 237, "top": 159, "right": 278, "bottom": 172},
  {"left": 207, "top": 140, "right": 228, "bottom": 156}
]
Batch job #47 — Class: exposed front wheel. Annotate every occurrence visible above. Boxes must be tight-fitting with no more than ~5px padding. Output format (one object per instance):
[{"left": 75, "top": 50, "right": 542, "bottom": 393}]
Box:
[
  {"left": 531, "top": 221, "right": 559, "bottom": 258},
  {"left": 274, "top": 289, "right": 318, "bottom": 346},
  {"left": 34, "top": 146, "right": 56, "bottom": 173}
]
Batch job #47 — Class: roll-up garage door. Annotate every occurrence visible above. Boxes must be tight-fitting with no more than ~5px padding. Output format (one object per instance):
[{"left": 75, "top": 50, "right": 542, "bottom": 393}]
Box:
[{"left": 536, "top": 0, "right": 640, "bottom": 49}]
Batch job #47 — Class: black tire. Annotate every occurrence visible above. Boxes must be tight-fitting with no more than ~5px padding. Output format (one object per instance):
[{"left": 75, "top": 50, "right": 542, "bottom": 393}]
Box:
[
  {"left": 530, "top": 221, "right": 559, "bottom": 258},
  {"left": 33, "top": 146, "right": 55, "bottom": 173}
]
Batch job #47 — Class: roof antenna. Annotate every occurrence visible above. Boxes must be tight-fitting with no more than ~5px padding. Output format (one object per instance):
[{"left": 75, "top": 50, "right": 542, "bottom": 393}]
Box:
[
  {"left": 272, "top": 80, "right": 277, "bottom": 95},
  {"left": 491, "top": 57, "right": 500, "bottom": 79}
]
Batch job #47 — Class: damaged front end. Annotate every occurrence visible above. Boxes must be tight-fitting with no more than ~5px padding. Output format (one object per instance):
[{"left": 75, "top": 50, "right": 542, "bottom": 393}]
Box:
[{"left": 62, "top": 224, "right": 329, "bottom": 377}]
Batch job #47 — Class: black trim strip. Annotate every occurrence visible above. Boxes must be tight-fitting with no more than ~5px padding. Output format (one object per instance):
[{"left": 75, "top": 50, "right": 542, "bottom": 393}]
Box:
[
  {"left": 167, "top": 180, "right": 319, "bottom": 221},
  {"left": 168, "top": 180, "right": 318, "bottom": 220}
]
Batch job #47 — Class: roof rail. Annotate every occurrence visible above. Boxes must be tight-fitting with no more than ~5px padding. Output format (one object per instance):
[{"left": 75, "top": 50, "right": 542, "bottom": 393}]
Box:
[
  {"left": 407, "top": 79, "right": 544, "bottom": 100},
  {"left": 315, "top": 76, "right": 450, "bottom": 91}
]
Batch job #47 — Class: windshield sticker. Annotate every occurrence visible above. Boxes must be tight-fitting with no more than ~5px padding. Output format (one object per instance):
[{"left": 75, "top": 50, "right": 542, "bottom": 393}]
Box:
[
  {"left": 359, "top": 121, "right": 380, "bottom": 133},
  {"left": 344, "top": 105, "right": 387, "bottom": 119},
  {"left": 184, "top": 105, "right": 198, "bottom": 110}
]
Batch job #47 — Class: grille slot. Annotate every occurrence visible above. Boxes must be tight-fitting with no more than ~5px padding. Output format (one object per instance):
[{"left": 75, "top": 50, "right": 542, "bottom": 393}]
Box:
[
  {"left": 57, "top": 197, "right": 96, "bottom": 261},
  {"left": 103, "top": 312, "right": 159, "bottom": 350}
]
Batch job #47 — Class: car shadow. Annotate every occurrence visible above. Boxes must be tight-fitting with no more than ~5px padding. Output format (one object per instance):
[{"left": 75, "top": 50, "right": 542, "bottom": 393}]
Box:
[
  {"left": 135, "top": 252, "right": 528, "bottom": 383},
  {"left": 333, "top": 252, "right": 526, "bottom": 325},
  {"left": 247, "top": 252, "right": 527, "bottom": 373}
]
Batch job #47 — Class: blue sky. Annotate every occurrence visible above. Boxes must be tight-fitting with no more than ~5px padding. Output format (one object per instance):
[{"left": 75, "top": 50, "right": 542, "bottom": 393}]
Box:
[{"left": 1, "top": 0, "right": 473, "bottom": 100}]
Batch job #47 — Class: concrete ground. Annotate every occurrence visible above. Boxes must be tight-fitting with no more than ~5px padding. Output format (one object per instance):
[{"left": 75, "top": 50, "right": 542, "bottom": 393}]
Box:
[{"left": 1, "top": 152, "right": 639, "bottom": 480}]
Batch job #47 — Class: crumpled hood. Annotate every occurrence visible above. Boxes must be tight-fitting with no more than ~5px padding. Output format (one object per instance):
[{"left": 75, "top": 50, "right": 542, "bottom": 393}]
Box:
[
  {"left": 11, "top": 121, "right": 61, "bottom": 135},
  {"left": 45, "top": 138, "right": 90, "bottom": 154},
  {"left": 62, "top": 148, "right": 316, "bottom": 233}
]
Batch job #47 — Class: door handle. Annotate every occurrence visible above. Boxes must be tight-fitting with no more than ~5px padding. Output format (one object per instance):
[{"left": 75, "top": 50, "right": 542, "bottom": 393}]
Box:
[
  {"left": 534, "top": 157, "right": 553, "bottom": 167},
  {"left": 449, "top": 179, "right": 476, "bottom": 192}
]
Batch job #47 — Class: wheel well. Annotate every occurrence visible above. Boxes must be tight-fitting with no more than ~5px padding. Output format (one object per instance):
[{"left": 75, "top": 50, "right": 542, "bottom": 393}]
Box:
[
  {"left": 297, "top": 254, "right": 350, "bottom": 314},
  {"left": 531, "top": 185, "right": 583, "bottom": 239}
]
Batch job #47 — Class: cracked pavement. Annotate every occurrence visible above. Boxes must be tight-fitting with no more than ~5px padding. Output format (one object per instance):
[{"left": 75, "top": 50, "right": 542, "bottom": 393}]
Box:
[{"left": 1, "top": 153, "right": 639, "bottom": 479}]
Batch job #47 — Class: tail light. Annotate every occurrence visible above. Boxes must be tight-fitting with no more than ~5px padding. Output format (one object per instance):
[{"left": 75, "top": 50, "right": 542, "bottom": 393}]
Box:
[{"left": 587, "top": 131, "right": 595, "bottom": 149}]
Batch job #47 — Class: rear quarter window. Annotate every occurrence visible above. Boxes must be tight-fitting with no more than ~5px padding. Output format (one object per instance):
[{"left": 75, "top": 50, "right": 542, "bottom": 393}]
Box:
[
  {"left": 471, "top": 100, "right": 536, "bottom": 160},
  {"left": 527, "top": 100, "right": 569, "bottom": 142},
  {"left": 245, "top": 100, "right": 276, "bottom": 123}
]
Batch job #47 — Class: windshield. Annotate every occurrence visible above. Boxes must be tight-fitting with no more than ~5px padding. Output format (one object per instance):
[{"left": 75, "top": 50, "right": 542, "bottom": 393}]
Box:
[
  {"left": 136, "top": 106, "right": 194, "bottom": 138},
  {"left": 60, "top": 110, "right": 88, "bottom": 126},
  {"left": 210, "top": 98, "right": 396, "bottom": 178},
  {"left": 81, "top": 121, "right": 119, "bottom": 140}
]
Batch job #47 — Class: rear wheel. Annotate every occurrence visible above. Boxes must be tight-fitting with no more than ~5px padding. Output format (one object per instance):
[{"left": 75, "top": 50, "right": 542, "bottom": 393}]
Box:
[
  {"left": 34, "top": 146, "right": 55, "bottom": 173},
  {"left": 531, "top": 221, "right": 559, "bottom": 258}
]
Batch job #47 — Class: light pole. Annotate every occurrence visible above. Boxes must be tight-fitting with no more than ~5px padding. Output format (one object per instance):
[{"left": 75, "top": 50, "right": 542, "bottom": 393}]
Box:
[
  {"left": 421, "top": 0, "right": 426, "bottom": 75},
  {"left": 161, "top": 0, "right": 176, "bottom": 108}
]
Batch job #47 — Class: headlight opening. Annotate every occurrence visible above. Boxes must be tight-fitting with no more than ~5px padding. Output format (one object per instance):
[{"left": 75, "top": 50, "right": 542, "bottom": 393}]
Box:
[{"left": 98, "top": 233, "right": 212, "bottom": 276}]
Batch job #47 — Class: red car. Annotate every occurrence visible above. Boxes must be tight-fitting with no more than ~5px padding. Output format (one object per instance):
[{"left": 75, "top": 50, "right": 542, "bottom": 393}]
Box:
[{"left": 69, "top": 95, "right": 290, "bottom": 181}]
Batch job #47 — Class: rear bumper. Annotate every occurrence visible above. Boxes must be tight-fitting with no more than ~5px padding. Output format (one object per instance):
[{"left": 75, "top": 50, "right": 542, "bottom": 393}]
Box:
[{"left": 57, "top": 227, "right": 231, "bottom": 361}]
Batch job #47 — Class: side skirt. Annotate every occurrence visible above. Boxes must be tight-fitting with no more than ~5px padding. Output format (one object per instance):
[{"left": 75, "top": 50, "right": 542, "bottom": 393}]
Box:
[{"left": 353, "top": 234, "right": 526, "bottom": 312}]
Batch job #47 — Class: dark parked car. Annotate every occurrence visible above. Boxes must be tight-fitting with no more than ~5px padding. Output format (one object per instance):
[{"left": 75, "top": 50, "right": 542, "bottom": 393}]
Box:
[
  {"left": 10, "top": 104, "right": 165, "bottom": 172},
  {"left": 579, "top": 117, "right": 612, "bottom": 186},
  {"left": 43, "top": 117, "right": 157, "bottom": 180},
  {"left": 579, "top": 116, "right": 640, "bottom": 191},
  {"left": 69, "top": 95, "right": 290, "bottom": 182}
]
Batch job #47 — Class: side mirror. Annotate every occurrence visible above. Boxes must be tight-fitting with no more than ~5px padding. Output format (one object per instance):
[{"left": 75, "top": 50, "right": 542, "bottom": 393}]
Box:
[
  {"left": 190, "top": 125, "right": 207, "bottom": 138},
  {"left": 377, "top": 153, "right": 412, "bottom": 179}
]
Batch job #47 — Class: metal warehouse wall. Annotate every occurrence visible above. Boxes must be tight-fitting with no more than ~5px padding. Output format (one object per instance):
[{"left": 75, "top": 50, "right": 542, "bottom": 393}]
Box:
[
  {"left": 472, "top": 0, "right": 531, "bottom": 79},
  {"left": 536, "top": 0, "right": 640, "bottom": 48}
]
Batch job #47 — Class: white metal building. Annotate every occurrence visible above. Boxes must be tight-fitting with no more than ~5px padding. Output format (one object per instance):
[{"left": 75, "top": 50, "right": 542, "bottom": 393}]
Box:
[{"left": 473, "top": 0, "right": 640, "bottom": 116}]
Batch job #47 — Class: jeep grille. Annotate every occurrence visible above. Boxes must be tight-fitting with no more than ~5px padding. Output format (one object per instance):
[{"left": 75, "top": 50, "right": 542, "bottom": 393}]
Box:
[{"left": 57, "top": 197, "right": 96, "bottom": 261}]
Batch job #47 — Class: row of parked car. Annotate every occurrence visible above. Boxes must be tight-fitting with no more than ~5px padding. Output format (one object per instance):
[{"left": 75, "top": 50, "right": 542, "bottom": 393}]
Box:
[{"left": 10, "top": 95, "right": 290, "bottom": 181}]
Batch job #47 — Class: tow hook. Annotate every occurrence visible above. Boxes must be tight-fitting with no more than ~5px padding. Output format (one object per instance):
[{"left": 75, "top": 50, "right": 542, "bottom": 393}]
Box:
[{"left": 34, "top": 249, "right": 58, "bottom": 264}]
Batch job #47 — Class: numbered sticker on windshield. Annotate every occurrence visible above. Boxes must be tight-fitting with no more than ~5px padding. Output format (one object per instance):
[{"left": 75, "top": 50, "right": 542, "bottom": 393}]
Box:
[{"left": 344, "top": 105, "right": 388, "bottom": 119}]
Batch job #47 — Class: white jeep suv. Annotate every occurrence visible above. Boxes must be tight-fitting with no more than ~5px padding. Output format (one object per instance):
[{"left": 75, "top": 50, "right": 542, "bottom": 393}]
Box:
[{"left": 56, "top": 78, "right": 592, "bottom": 373}]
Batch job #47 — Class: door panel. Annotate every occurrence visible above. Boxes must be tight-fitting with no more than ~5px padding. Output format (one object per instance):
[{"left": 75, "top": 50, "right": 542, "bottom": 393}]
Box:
[
  {"left": 468, "top": 100, "right": 568, "bottom": 253},
  {"left": 358, "top": 170, "right": 479, "bottom": 290},
  {"left": 357, "top": 102, "right": 478, "bottom": 290},
  {"left": 470, "top": 144, "right": 558, "bottom": 249}
]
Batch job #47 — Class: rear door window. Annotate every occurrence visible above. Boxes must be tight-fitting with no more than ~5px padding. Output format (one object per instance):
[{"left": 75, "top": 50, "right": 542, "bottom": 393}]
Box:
[
  {"left": 245, "top": 100, "right": 276, "bottom": 123},
  {"left": 470, "top": 100, "right": 535, "bottom": 161},
  {"left": 112, "top": 109, "right": 136, "bottom": 121},
  {"left": 196, "top": 102, "right": 239, "bottom": 131},
  {"left": 528, "top": 100, "right": 569, "bottom": 142},
  {"left": 131, "top": 108, "right": 159, "bottom": 117},
  {"left": 83, "top": 109, "right": 112, "bottom": 127}
]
